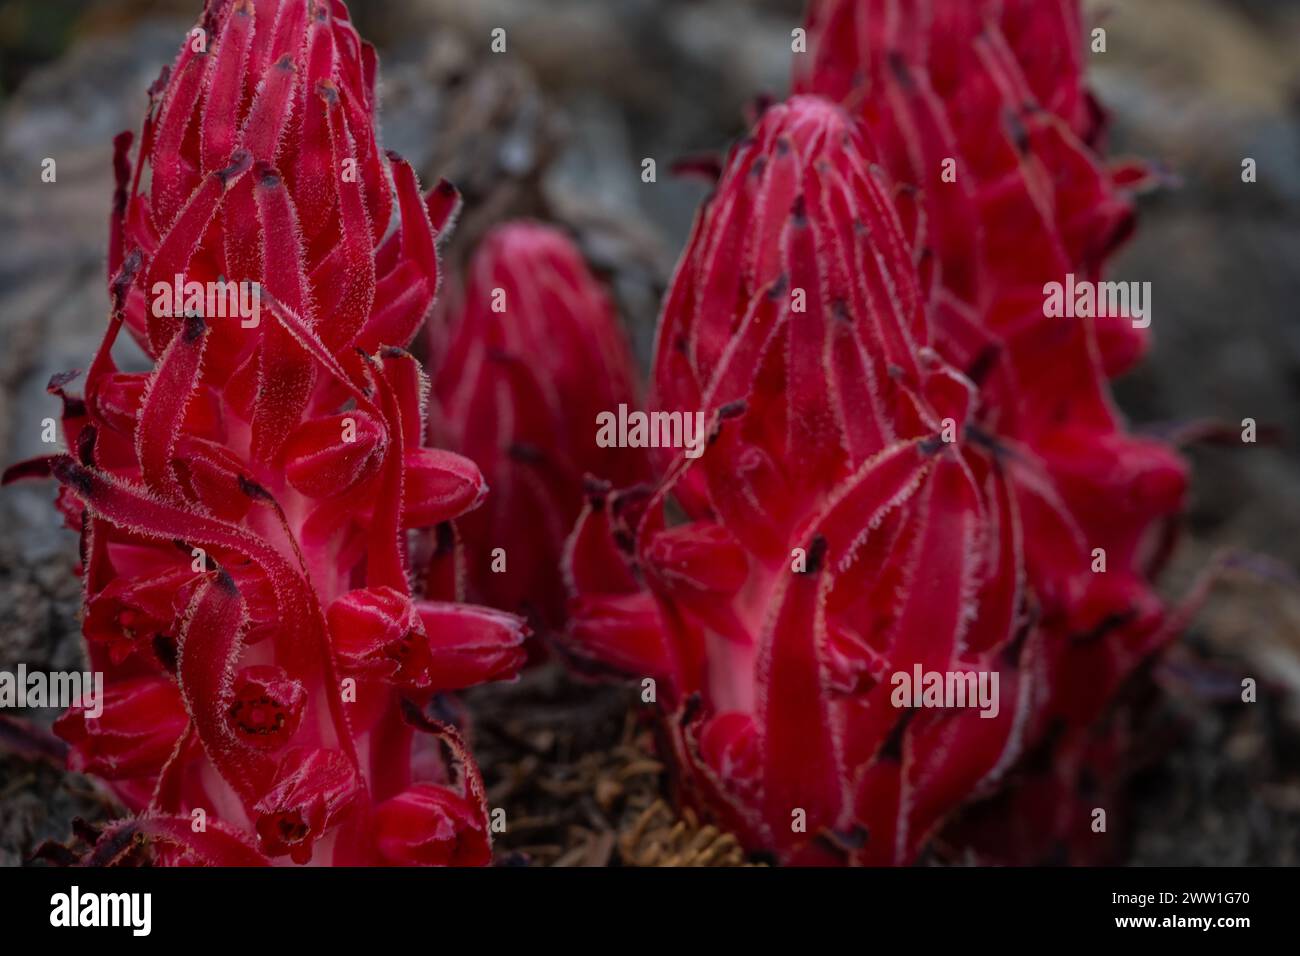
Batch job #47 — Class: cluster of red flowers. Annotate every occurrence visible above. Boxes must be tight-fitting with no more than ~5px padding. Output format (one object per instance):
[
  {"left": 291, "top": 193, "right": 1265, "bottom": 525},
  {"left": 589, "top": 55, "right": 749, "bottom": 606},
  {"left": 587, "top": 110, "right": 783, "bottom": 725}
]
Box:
[
  {"left": 8, "top": 0, "right": 528, "bottom": 865},
  {"left": 6, "top": 0, "right": 1187, "bottom": 866},
  {"left": 562, "top": 0, "right": 1187, "bottom": 864}
]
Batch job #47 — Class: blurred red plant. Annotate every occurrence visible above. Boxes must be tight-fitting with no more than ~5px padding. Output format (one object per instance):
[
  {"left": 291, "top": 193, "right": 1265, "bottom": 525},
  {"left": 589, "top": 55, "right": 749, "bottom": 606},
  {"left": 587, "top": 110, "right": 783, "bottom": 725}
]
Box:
[
  {"left": 561, "top": 0, "right": 1190, "bottom": 864},
  {"left": 428, "top": 221, "right": 650, "bottom": 633},
  {"left": 5, "top": 0, "right": 527, "bottom": 865}
]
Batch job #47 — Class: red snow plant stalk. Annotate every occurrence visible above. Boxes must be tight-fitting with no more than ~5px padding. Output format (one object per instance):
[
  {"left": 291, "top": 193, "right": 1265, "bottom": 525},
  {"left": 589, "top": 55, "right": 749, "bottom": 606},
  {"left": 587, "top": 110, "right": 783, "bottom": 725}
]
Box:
[
  {"left": 6, "top": 0, "right": 527, "bottom": 865},
  {"left": 562, "top": 0, "right": 1187, "bottom": 864},
  {"left": 428, "top": 221, "right": 649, "bottom": 632}
]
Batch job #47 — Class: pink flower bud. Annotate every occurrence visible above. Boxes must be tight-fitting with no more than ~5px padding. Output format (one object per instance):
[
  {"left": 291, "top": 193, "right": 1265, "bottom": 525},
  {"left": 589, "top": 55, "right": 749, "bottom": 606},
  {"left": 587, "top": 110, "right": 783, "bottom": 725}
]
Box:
[
  {"left": 401, "top": 447, "right": 488, "bottom": 528},
  {"left": 374, "top": 784, "right": 492, "bottom": 866},
  {"left": 55, "top": 676, "right": 188, "bottom": 781},
  {"left": 283, "top": 412, "right": 385, "bottom": 499}
]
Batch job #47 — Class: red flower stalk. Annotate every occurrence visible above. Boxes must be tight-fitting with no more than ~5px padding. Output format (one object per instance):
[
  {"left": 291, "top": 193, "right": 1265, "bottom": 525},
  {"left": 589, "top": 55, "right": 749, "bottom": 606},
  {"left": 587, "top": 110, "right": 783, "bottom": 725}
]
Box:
[
  {"left": 428, "top": 221, "right": 649, "bottom": 632},
  {"left": 6, "top": 0, "right": 526, "bottom": 865},
  {"left": 797, "top": 0, "right": 1190, "bottom": 863},
  {"left": 562, "top": 2, "right": 1187, "bottom": 864},
  {"left": 794, "top": 0, "right": 1152, "bottom": 376}
]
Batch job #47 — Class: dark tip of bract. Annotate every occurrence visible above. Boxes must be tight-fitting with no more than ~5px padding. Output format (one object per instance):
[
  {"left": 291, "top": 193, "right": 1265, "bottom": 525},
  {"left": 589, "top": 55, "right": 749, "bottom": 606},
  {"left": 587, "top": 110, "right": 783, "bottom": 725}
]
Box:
[
  {"left": 215, "top": 569, "right": 238, "bottom": 594},
  {"left": 218, "top": 149, "right": 253, "bottom": 185},
  {"left": 801, "top": 534, "right": 828, "bottom": 575},
  {"left": 149, "top": 65, "right": 172, "bottom": 99},
  {"left": 112, "top": 129, "right": 134, "bottom": 168},
  {"left": 47, "top": 369, "right": 82, "bottom": 393},
  {"left": 52, "top": 457, "right": 95, "bottom": 497},
  {"left": 111, "top": 249, "right": 144, "bottom": 312},
  {"left": 1004, "top": 108, "right": 1030, "bottom": 154},
  {"left": 200, "top": 3, "right": 220, "bottom": 37},
  {"left": 238, "top": 474, "right": 273, "bottom": 500},
  {"left": 182, "top": 312, "right": 207, "bottom": 343},
  {"left": 718, "top": 399, "right": 747, "bottom": 420},
  {"left": 879, "top": 709, "right": 914, "bottom": 763},
  {"left": 508, "top": 442, "right": 545, "bottom": 464},
  {"left": 255, "top": 161, "right": 281, "bottom": 187},
  {"left": 77, "top": 426, "right": 97, "bottom": 466},
  {"left": 680, "top": 693, "right": 703, "bottom": 726},
  {"left": 791, "top": 194, "right": 808, "bottom": 225},
  {"left": 122, "top": 245, "right": 144, "bottom": 275},
  {"left": 153, "top": 633, "right": 178, "bottom": 674},
  {"left": 965, "top": 343, "right": 1001, "bottom": 387},
  {"left": 887, "top": 50, "right": 914, "bottom": 88},
  {"left": 582, "top": 475, "right": 613, "bottom": 505}
]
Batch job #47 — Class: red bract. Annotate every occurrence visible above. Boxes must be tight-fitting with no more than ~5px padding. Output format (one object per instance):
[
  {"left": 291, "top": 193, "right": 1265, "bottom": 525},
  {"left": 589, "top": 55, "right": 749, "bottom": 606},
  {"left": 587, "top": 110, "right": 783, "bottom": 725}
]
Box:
[
  {"left": 5, "top": 0, "right": 526, "bottom": 865},
  {"left": 562, "top": 2, "right": 1187, "bottom": 864},
  {"left": 429, "top": 221, "right": 649, "bottom": 632}
]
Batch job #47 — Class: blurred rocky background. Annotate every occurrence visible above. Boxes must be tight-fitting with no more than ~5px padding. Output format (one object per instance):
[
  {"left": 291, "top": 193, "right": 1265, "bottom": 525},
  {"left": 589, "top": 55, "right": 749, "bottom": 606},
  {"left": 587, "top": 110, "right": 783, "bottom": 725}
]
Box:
[{"left": 0, "top": 0, "right": 1297, "bottom": 865}]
